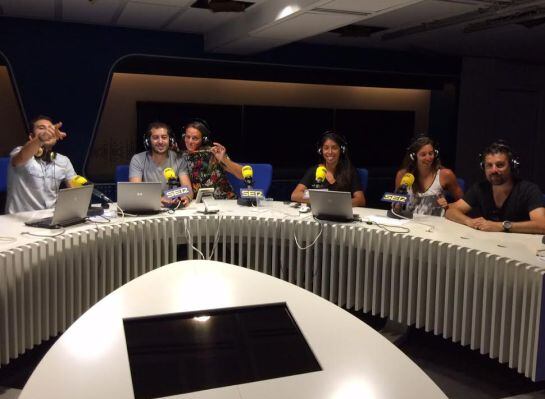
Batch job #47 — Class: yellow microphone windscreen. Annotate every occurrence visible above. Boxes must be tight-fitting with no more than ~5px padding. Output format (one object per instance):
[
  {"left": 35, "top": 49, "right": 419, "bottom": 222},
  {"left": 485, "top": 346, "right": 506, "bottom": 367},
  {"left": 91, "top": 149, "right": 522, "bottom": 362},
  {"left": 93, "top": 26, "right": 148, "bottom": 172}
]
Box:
[
  {"left": 400, "top": 173, "right": 415, "bottom": 187},
  {"left": 242, "top": 165, "right": 253, "bottom": 178},
  {"left": 315, "top": 166, "right": 327, "bottom": 182},
  {"left": 163, "top": 168, "right": 176, "bottom": 180},
  {"left": 71, "top": 175, "right": 88, "bottom": 187}
]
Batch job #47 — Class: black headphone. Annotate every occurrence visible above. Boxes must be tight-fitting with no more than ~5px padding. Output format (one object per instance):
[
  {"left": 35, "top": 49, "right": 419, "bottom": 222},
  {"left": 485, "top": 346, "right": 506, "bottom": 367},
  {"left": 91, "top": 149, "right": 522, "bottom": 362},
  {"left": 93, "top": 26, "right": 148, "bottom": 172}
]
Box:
[
  {"left": 479, "top": 140, "right": 520, "bottom": 172},
  {"left": 143, "top": 122, "right": 176, "bottom": 151},
  {"left": 35, "top": 147, "right": 56, "bottom": 162},
  {"left": 182, "top": 118, "right": 212, "bottom": 146},
  {"left": 407, "top": 136, "right": 439, "bottom": 162},
  {"left": 317, "top": 130, "right": 347, "bottom": 155}
]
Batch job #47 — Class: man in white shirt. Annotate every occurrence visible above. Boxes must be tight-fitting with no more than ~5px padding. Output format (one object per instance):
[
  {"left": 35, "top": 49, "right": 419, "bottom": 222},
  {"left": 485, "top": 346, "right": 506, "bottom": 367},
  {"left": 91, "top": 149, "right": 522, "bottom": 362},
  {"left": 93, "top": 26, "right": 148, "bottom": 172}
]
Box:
[{"left": 5, "top": 115, "right": 76, "bottom": 213}]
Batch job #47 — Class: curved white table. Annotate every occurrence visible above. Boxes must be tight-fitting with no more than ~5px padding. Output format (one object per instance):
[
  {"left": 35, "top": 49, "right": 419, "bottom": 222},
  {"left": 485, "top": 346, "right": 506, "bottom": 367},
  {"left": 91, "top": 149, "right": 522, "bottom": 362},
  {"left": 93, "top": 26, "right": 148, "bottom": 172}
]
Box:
[
  {"left": 1, "top": 200, "right": 544, "bottom": 381},
  {"left": 19, "top": 260, "right": 447, "bottom": 399}
]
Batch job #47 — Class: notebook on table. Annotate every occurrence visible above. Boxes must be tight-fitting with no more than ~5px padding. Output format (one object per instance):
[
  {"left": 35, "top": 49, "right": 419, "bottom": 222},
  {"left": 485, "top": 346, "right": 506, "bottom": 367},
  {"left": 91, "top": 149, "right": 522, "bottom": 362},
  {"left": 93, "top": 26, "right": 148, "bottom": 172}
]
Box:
[
  {"left": 308, "top": 189, "right": 356, "bottom": 223},
  {"left": 25, "top": 185, "right": 93, "bottom": 229},
  {"left": 117, "top": 182, "right": 163, "bottom": 214}
]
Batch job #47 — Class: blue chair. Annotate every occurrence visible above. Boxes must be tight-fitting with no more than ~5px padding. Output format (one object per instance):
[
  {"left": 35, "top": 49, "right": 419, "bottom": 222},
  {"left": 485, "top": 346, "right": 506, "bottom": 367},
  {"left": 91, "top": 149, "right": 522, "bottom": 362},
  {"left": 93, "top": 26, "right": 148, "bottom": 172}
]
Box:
[
  {"left": 227, "top": 163, "right": 273, "bottom": 197},
  {"left": 356, "top": 168, "right": 368, "bottom": 192},
  {"left": 115, "top": 165, "right": 130, "bottom": 183},
  {"left": 0, "top": 157, "right": 9, "bottom": 193},
  {"left": 456, "top": 177, "right": 465, "bottom": 193}
]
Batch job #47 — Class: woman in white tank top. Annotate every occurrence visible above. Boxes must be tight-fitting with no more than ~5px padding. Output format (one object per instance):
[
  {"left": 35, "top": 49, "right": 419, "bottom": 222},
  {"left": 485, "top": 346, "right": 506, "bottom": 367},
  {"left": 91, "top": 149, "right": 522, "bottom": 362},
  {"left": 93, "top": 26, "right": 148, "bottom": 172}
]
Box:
[{"left": 395, "top": 136, "right": 464, "bottom": 216}]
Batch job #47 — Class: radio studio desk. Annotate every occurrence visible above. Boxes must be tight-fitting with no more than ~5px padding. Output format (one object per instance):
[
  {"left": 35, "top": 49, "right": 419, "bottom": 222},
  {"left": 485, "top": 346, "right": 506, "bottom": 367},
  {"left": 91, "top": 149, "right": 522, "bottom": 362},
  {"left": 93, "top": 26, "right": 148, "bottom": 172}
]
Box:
[{"left": 1, "top": 200, "right": 544, "bottom": 390}]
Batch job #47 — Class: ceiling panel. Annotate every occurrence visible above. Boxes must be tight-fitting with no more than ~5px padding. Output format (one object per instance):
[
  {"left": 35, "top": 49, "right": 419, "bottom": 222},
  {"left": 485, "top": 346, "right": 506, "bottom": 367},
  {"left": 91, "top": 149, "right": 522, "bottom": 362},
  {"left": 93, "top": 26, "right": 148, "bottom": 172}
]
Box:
[
  {"left": 63, "top": 0, "right": 123, "bottom": 24},
  {"left": 166, "top": 7, "right": 240, "bottom": 33},
  {"left": 136, "top": 0, "right": 192, "bottom": 5},
  {"left": 357, "top": 0, "right": 479, "bottom": 28},
  {"left": 117, "top": 1, "right": 180, "bottom": 28},
  {"left": 250, "top": 10, "right": 361, "bottom": 40},
  {"left": 1, "top": 0, "right": 55, "bottom": 20},
  {"left": 320, "top": 0, "right": 419, "bottom": 13}
]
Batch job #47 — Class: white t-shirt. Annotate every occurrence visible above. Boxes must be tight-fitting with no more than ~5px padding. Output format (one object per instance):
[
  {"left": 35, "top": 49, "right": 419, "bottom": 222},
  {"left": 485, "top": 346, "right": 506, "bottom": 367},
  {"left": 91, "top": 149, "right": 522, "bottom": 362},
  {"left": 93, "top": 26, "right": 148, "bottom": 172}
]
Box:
[
  {"left": 5, "top": 146, "right": 77, "bottom": 213},
  {"left": 407, "top": 169, "right": 445, "bottom": 216}
]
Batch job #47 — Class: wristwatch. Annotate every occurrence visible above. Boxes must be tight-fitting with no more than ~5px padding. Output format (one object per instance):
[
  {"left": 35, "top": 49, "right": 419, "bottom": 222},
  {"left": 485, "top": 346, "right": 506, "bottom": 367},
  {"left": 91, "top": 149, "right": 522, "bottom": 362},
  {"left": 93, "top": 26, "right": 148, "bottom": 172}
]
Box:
[{"left": 502, "top": 220, "right": 512, "bottom": 232}]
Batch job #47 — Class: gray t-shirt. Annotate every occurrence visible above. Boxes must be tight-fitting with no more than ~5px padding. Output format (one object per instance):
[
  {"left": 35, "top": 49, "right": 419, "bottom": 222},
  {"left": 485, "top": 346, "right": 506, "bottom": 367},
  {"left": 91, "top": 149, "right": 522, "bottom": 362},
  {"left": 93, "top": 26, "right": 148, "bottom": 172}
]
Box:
[
  {"left": 129, "top": 151, "right": 188, "bottom": 191},
  {"left": 5, "top": 146, "right": 77, "bottom": 213}
]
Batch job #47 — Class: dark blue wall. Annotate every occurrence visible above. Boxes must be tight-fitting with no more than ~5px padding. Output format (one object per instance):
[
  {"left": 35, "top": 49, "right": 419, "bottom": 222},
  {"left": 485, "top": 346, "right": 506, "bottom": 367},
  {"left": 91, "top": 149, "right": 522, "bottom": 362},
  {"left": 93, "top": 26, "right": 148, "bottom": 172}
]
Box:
[{"left": 0, "top": 17, "right": 460, "bottom": 174}]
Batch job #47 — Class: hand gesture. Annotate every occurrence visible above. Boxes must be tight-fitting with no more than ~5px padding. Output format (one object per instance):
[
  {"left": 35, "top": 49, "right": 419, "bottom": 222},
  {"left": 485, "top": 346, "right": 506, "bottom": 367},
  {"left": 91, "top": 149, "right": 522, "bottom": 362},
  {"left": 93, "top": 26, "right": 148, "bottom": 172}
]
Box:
[
  {"left": 210, "top": 142, "right": 227, "bottom": 163},
  {"left": 39, "top": 122, "right": 67, "bottom": 143}
]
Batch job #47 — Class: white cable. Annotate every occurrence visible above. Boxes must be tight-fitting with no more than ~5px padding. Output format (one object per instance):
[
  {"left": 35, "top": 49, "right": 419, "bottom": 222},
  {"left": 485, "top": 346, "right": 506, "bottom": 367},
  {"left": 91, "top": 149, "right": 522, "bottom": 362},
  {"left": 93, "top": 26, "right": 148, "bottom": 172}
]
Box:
[
  {"left": 21, "top": 229, "right": 66, "bottom": 238},
  {"left": 207, "top": 214, "right": 224, "bottom": 260},
  {"left": 183, "top": 218, "right": 205, "bottom": 260},
  {"left": 293, "top": 222, "right": 323, "bottom": 250},
  {"left": 390, "top": 207, "right": 434, "bottom": 232}
]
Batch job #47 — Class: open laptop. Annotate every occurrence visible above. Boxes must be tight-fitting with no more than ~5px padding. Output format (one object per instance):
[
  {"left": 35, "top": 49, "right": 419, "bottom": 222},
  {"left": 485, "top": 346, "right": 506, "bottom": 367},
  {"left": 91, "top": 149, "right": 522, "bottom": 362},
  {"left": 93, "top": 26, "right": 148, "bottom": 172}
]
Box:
[
  {"left": 25, "top": 185, "right": 93, "bottom": 229},
  {"left": 308, "top": 190, "right": 356, "bottom": 222},
  {"left": 117, "top": 182, "right": 162, "bottom": 214}
]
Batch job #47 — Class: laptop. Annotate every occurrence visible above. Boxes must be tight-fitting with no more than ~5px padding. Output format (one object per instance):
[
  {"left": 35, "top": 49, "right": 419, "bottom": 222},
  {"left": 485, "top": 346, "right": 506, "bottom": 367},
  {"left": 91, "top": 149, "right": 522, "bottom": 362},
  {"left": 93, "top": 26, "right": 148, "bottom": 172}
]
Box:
[
  {"left": 308, "top": 190, "right": 356, "bottom": 222},
  {"left": 117, "top": 182, "right": 162, "bottom": 214},
  {"left": 25, "top": 185, "right": 93, "bottom": 229}
]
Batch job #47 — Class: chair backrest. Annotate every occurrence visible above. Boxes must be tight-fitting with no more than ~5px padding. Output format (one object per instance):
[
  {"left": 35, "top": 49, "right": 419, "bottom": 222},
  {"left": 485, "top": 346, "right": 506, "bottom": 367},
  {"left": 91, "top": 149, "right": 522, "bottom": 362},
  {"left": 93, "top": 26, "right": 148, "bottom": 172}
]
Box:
[
  {"left": 227, "top": 163, "right": 273, "bottom": 197},
  {"left": 0, "top": 157, "right": 9, "bottom": 193},
  {"left": 456, "top": 177, "right": 465, "bottom": 193},
  {"left": 356, "top": 168, "right": 369, "bottom": 192},
  {"left": 115, "top": 165, "right": 130, "bottom": 183}
]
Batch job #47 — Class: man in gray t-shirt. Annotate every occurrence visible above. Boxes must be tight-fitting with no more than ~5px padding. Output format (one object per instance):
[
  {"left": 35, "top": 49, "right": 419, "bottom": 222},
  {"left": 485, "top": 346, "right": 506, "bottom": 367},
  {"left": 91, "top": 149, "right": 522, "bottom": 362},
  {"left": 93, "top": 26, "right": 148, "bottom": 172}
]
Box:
[
  {"left": 129, "top": 122, "right": 192, "bottom": 207},
  {"left": 5, "top": 115, "right": 77, "bottom": 214}
]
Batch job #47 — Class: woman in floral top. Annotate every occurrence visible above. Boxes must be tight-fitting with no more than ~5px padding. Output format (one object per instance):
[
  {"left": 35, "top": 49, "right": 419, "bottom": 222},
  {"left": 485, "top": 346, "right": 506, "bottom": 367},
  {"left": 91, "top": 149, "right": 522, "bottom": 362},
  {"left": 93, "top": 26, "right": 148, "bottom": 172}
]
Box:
[{"left": 182, "top": 120, "right": 243, "bottom": 199}]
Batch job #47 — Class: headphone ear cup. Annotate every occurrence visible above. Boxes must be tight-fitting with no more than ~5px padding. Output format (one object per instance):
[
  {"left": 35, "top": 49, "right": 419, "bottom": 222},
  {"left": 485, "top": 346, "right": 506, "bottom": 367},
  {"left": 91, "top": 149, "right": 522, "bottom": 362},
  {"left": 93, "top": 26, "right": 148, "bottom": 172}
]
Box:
[{"left": 143, "top": 135, "right": 150, "bottom": 151}]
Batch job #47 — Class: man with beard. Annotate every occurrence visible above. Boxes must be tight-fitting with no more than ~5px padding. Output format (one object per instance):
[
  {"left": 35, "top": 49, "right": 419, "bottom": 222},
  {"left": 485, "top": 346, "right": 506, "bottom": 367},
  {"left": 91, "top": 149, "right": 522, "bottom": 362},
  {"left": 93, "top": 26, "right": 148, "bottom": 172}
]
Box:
[
  {"left": 5, "top": 115, "right": 77, "bottom": 213},
  {"left": 445, "top": 141, "right": 545, "bottom": 234},
  {"left": 129, "top": 121, "right": 192, "bottom": 207}
]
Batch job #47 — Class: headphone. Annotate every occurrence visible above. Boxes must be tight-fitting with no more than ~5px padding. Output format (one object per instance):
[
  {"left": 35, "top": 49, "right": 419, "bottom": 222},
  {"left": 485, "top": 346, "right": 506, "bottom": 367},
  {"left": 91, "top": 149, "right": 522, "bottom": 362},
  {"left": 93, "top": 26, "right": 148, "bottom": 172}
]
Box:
[
  {"left": 143, "top": 122, "right": 176, "bottom": 151},
  {"left": 182, "top": 118, "right": 212, "bottom": 146},
  {"left": 34, "top": 147, "right": 56, "bottom": 162},
  {"left": 408, "top": 136, "right": 439, "bottom": 162},
  {"left": 317, "top": 130, "right": 347, "bottom": 155},
  {"left": 479, "top": 140, "right": 520, "bottom": 172}
]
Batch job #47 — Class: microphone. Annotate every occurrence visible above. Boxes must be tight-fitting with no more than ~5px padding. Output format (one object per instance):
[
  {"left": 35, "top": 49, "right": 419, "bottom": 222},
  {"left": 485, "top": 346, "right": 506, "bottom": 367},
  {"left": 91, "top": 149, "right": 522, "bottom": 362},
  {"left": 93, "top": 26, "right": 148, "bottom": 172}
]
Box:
[
  {"left": 162, "top": 168, "right": 190, "bottom": 202},
  {"left": 313, "top": 165, "right": 327, "bottom": 189},
  {"left": 382, "top": 172, "right": 415, "bottom": 219},
  {"left": 163, "top": 167, "right": 179, "bottom": 189},
  {"left": 242, "top": 165, "right": 254, "bottom": 188},
  {"left": 397, "top": 172, "right": 415, "bottom": 194},
  {"left": 237, "top": 165, "right": 265, "bottom": 207},
  {"left": 70, "top": 175, "right": 113, "bottom": 206}
]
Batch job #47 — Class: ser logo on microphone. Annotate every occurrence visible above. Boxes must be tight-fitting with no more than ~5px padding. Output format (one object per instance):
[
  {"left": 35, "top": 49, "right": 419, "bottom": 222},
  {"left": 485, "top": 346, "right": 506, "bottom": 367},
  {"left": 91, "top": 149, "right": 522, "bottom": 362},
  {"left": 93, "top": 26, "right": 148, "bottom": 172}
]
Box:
[{"left": 240, "top": 189, "right": 264, "bottom": 198}]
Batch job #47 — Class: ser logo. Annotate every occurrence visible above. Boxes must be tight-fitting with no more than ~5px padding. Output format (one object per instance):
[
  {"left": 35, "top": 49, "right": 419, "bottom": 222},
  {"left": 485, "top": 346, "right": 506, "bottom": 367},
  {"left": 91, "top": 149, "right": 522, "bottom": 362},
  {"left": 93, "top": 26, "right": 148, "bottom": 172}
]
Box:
[
  {"left": 240, "top": 189, "right": 264, "bottom": 198},
  {"left": 381, "top": 193, "right": 408, "bottom": 204}
]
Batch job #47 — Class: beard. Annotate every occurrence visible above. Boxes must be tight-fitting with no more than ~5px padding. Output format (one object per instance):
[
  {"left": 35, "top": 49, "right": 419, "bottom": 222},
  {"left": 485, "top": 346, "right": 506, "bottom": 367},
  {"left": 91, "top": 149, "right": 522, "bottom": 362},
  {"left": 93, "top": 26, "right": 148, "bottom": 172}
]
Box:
[{"left": 488, "top": 173, "right": 508, "bottom": 185}]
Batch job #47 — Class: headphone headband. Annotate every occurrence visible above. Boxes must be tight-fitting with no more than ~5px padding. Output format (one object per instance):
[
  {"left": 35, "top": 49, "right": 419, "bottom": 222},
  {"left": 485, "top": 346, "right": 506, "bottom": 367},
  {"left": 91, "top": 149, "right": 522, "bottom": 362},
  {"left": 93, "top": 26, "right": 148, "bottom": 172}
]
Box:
[
  {"left": 143, "top": 122, "right": 175, "bottom": 151},
  {"left": 317, "top": 130, "right": 347, "bottom": 155},
  {"left": 182, "top": 118, "right": 212, "bottom": 146},
  {"left": 407, "top": 136, "right": 439, "bottom": 161},
  {"left": 479, "top": 140, "right": 520, "bottom": 172}
]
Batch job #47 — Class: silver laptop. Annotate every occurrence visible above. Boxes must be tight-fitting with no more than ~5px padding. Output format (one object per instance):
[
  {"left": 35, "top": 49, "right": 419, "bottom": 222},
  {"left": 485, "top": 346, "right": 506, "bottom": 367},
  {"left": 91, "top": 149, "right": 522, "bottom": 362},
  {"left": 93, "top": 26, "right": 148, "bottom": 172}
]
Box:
[
  {"left": 117, "top": 182, "right": 162, "bottom": 213},
  {"left": 25, "top": 185, "right": 93, "bottom": 229},
  {"left": 308, "top": 190, "right": 355, "bottom": 222}
]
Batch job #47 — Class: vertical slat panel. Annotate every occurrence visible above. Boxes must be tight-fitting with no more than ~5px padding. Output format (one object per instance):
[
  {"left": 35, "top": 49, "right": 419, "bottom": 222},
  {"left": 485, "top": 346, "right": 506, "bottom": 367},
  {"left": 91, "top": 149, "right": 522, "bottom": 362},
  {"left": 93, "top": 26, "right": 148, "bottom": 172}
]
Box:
[
  {"left": 470, "top": 252, "right": 486, "bottom": 350},
  {"left": 451, "top": 246, "right": 464, "bottom": 343},
  {"left": 460, "top": 249, "right": 475, "bottom": 346},
  {"left": 415, "top": 238, "right": 428, "bottom": 329},
  {"left": 338, "top": 226, "right": 347, "bottom": 307},
  {"left": 490, "top": 257, "right": 506, "bottom": 359},
  {"left": 424, "top": 240, "right": 438, "bottom": 332},
  {"left": 346, "top": 227, "right": 356, "bottom": 310},
  {"left": 498, "top": 260, "right": 517, "bottom": 363},
  {"left": 0, "top": 254, "right": 9, "bottom": 364}
]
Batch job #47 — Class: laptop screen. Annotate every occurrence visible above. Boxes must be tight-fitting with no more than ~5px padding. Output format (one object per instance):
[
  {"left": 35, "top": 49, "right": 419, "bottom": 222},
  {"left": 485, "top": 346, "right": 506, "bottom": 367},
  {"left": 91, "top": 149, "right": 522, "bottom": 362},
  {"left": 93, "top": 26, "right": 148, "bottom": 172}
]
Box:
[{"left": 123, "top": 303, "right": 321, "bottom": 398}]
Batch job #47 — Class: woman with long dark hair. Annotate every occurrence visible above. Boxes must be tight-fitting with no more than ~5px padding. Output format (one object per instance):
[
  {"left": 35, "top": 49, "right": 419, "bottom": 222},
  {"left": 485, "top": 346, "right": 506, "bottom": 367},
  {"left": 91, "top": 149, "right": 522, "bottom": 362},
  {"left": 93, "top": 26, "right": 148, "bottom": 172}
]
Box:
[
  {"left": 291, "top": 131, "right": 365, "bottom": 207},
  {"left": 182, "top": 119, "right": 243, "bottom": 199},
  {"left": 395, "top": 136, "right": 462, "bottom": 215}
]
